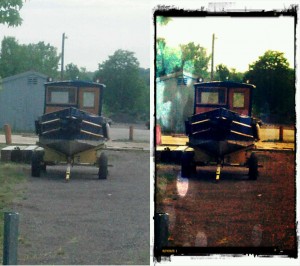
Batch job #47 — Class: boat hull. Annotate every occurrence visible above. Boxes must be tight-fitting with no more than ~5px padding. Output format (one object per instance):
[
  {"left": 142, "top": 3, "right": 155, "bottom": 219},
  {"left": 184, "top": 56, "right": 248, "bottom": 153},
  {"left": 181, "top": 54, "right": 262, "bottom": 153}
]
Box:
[
  {"left": 185, "top": 108, "right": 256, "bottom": 157},
  {"left": 35, "top": 107, "right": 109, "bottom": 157},
  {"left": 38, "top": 138, "right": 105, "bottom": 157}
]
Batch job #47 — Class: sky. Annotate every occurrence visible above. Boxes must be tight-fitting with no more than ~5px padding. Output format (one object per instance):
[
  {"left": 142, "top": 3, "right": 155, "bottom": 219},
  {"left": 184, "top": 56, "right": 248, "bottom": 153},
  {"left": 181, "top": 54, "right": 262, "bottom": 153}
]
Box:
[
  {"left": 0, "top": 0, "right": 297, "bottom": 74},
  {"left": 0, "top": 0, "right": 152, "bottom": 71},
  {"left": 156, "top": 14, "right": 295, "bottom": 73}
]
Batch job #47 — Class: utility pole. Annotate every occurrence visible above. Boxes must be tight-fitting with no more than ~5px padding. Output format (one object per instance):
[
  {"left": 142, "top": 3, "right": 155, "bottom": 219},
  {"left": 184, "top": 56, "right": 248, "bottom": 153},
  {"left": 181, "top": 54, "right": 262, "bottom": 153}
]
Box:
[
  {"left": 61, "top": 33, "right": 67, "bottom": 80},
  {"left": 211, "top": 33, "right": 215, "bottom": 81}
]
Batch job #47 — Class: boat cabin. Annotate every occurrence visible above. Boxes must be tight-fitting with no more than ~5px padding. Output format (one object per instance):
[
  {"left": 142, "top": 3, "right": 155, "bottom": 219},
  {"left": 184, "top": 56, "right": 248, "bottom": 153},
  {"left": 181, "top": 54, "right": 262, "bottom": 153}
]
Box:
[
  {"left": 44, "top": 80, "right": 105, "bottom": 115},
  {"left": 194, "top": 81, "right": 255, "bottom": 116}
]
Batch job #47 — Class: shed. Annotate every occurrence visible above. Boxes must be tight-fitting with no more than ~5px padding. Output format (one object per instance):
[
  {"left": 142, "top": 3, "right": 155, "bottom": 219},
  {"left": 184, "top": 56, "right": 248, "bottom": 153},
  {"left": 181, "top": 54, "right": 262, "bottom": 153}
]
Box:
[
  {"left": 156, "top": 71, "right": 198, "bottom": 133},
  {"left": 0, "top": 71, "right": 48, "bottom": 131}
]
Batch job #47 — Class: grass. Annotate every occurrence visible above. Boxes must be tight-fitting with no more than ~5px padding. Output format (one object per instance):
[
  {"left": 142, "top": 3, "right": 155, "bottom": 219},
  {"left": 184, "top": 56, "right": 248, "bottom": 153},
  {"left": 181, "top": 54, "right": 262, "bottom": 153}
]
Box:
[
  {"left": 156, "top": 167, "right": 177, "bottom": 204},
  {"left": 0, "top": 161, "right": 28, "bottom": 262},
  {"left": 0, "top": 144, "right": 6, "bottom": 150}
]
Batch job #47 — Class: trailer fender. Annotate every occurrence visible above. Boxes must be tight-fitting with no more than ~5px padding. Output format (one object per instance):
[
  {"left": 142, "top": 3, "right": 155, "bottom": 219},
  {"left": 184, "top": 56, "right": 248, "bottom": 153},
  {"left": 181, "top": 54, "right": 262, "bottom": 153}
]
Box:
[{"left": 102, "top": 122, "right": 110, "bottom": 140}]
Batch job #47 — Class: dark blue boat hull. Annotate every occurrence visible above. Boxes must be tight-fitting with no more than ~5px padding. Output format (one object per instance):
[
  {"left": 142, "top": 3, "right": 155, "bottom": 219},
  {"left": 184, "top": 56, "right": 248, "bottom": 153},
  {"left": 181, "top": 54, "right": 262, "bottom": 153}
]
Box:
[
  {"left": 35, "top": 107, "right": 109, "bottom": 156},
  {"left": 185, "top": 108, "right": 256, "bottom": 157}
]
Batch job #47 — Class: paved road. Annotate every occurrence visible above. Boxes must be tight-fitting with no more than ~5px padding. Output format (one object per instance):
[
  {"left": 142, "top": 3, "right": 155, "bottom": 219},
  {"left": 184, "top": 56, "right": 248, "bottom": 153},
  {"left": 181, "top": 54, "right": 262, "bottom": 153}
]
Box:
[{"left": 13, "top": 150, "right": 150, "bottom": 265}]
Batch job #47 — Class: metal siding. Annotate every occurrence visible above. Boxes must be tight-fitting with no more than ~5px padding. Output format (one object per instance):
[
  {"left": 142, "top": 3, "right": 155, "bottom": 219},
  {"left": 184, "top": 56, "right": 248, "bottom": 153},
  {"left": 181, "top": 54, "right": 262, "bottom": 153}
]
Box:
[
  {"left": 26, "top": 78, "right": 46, "bottom": 130},
  {"left": 157, "top": 75, "right": 197, "bottom": 133},
  {"left": 0, "top": 74, "right": 47, "bottom": 131}
]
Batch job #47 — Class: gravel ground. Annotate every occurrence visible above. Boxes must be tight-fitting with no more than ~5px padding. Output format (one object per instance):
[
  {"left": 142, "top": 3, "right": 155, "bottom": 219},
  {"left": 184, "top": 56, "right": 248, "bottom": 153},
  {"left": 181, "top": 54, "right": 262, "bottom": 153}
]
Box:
[
  {"left": 12, "top": 150, "right": 150, "bottom": 265},
  {"left": 156, "top": 150, "right": 296, "bottom": 256}
]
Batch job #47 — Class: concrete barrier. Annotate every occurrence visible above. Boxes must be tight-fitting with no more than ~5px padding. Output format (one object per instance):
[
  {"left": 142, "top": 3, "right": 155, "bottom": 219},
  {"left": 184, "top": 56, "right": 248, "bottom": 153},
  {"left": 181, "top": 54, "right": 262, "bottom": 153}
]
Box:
[{"left": 1, "top": 145, "right": 44, "bottom": 163}]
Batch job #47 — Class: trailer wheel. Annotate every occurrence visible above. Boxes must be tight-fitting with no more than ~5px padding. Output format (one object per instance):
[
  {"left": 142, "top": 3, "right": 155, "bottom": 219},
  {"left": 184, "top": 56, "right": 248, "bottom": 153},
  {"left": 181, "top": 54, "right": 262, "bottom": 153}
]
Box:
[
  {"left": 31, "top": 152, "right": 42, "bottom": 177},
  {"left": 98, "top": 153, "right": 108, "bottom": 179},
  {"left": 181, "top": 152, "right": 194, "bottom": 178},
  {"left": 248, "top": 152, "right": 258, "bottom": 180},
  {"left": 41, "top": 162, "right": 47, "bottom": 172}
]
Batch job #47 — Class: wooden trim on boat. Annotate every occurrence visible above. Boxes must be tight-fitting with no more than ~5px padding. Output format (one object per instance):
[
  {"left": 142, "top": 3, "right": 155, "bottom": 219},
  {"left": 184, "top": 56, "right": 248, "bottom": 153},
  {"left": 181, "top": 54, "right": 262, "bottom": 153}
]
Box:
[
  {"left": 230, "top": 130, "right": 253, "bottom": 138},
  {"left": 191, "top": 118, "right": 210, "bottom": 125},
  {"left": 41, "top": 118, "right": 60, "bottom": 125},
  {"left": 80, "top": 129, "right": 103, "bottom": 138},
  {"left": 42, "top": 128, "right": 60, "bottom": 135},
  {"left": 191, "top": 128, "right": 210, "bottom": 135},
  {"left": 232, "top": 120, "right": 252, "bottom": 128},
  {"left": 82, "top": 120, "right": 102, "bottom": 128}
]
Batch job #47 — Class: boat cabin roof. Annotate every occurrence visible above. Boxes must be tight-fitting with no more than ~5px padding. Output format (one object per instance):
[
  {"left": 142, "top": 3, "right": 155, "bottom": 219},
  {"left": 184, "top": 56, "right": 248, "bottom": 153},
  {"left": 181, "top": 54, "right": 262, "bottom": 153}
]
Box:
[
  {"left": 45, "top": 80, "right": 106, "bottom": 88},
  {"left": 194, "top": 81, "right": 255, "bottom": 89}
]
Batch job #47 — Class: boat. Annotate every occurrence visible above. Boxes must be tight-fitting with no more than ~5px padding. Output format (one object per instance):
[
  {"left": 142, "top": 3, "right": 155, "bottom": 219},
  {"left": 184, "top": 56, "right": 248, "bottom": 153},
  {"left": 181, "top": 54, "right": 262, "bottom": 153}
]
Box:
[
  {"left": 35, "top": 106, "right": 109, "bottom": 156},
  {"left": 32, "top": 80, "right": 110, "bottom": 179},
  {"left": 183, "top": 81, "right": 260, "bottom": 180},
  {"left": 185, "top": 107, "right": 259, "bottom": 157}
]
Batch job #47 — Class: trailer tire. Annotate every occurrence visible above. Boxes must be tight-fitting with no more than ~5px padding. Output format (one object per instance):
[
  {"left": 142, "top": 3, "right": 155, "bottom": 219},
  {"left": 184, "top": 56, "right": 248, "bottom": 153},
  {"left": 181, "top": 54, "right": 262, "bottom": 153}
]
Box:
[
  {"left": 248, "top": 152, "right": 258, "bottom": 180},
  {"left": 41, "top": 162, "right": 47, "bottom": 172},
  {"left": 31, "top": 152, "right": 42, "bottom": 177},
  {"left": 255, "top": 123, "right": 261, "bottom": 141},
  {"left": 102, "top": 123, "right": 110, "bottom": 139},
  {"left": 181, "top": 152, "right": 194, "bottom": 178},
  {"left": 98, "top": 153, "right": 108, "bottom": 179}
]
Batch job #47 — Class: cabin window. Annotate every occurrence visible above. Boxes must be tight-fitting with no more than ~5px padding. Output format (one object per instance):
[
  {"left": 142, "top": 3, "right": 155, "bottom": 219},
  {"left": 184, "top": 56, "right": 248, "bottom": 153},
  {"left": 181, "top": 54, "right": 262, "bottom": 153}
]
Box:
[
  {"left": 233, "top": 92, "right": 245, "bottom": 108},
  {"left": 201, "top": 92, "right": 218, "bottom": 104},
  {"left": 197, "top": 88, "right": 226, "bottom": 105},
  {"left": 47, "top": 87, "right": 76, "bottom": 105},
  {"left": 83, "top": 92, "right": 95, "bottom": 108}
]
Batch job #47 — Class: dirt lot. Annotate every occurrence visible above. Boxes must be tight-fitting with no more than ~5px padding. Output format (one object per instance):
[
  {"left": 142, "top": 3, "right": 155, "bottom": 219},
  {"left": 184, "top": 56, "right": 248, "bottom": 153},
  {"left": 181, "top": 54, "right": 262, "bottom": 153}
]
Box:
[
  {"left": 156, "top": 150, "right": 296, "bottom": 256},
  {"left": 11, "top": 150, "right": 150, "bottom": 265}
]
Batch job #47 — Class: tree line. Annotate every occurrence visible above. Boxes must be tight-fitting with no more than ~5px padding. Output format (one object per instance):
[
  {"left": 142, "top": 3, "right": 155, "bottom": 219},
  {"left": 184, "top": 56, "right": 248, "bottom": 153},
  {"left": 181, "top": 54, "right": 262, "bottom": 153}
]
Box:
[
  {"left": 0, "top": 3, "right": 295, "bottom": 124},
  {"left": 0, "top": 2, "right": 149, "bottom": 122},
  {"left": 0, "top": 37, "right": 150, "bottom": 121},
  {"left": 156, "top": 17, "right": 295, "bottom": 124}
]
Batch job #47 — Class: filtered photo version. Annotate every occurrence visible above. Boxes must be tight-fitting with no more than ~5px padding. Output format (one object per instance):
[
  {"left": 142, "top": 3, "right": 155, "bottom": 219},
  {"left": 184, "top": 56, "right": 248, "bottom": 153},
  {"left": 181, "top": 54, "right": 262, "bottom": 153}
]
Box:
[{"left": 154, "top": 7, "right": 297, "bottom": 261}]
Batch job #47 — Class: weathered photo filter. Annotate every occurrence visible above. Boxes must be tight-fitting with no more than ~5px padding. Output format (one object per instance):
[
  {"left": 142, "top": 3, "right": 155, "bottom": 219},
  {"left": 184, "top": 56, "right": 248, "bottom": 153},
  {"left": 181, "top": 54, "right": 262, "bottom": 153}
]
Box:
[{"left": 154, "top": 8, "right": 297, "bottom": 260}]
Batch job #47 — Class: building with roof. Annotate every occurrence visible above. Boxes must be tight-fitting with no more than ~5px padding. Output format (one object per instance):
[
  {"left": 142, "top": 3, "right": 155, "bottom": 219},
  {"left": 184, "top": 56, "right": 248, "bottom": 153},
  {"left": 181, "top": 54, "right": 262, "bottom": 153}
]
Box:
[
  {"left": 0, "top": 71, "right": 48, "bottom": 131},
  {"left": 156, "top": 71, "right": 198, "bottom": 133}
]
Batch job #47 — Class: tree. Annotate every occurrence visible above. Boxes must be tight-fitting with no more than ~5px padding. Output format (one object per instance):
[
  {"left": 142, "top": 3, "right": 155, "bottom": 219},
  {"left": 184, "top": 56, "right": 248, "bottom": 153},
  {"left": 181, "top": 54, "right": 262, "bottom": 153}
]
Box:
[
  {"left": 0, "top": 37, "right": 60, "bottom": 78},
  {"left": 0, "top": 0, "right": 23, "bottom": 27},
  {"left": 0, "top": 37, "right": 21, "bottom": 77},
  {"left": 139, "top": 68, "right": 150, "bottom": 86},
  {"left": 65, "top": 63, "right": 80, "bottom": 80},
  {"left": 156, "top": 39, "right": 181, "bottom": 77},
  {"left": 179, "top": 42, "right": 211, "bottom": 79},
  {"left": 216, "top": 64, "right": 230, "bottom": 81},
  {"left": 156, "top": 37, "right": 167, "bottom": 77},
  {"left": 156, "top": 41, "right": 211, "bottom": 79},
  {"left": 215, "top": 64, "right": 244, "bottom": 82},
  {"left": 229, "top": 68, "right": 244, "bottom": 83},
  {"left": 157, "top": 16, "right": 172, "bottom": 26},
  {"left": 25, "top": 41, "right": 61, "bottom": 78},
  {"left": 94, "top": 49, "right": 149, "bottom": 119},
  {"left": 244, "top": 50, "right": 295, "bottom": 123},
  {"left": 65, "top": 63, "right": 92, "bottom": 81},
  {"left": 156, "top": 17, "right": 180, "bottom": 77}
]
